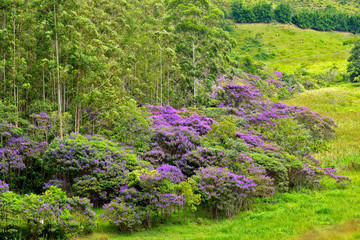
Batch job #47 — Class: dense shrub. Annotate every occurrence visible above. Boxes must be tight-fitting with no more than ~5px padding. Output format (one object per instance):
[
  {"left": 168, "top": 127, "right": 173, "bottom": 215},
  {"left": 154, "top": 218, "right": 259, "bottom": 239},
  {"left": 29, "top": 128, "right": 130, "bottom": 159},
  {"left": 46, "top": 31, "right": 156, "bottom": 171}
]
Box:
[
  {"left": 44, "top": 134, "right": 143, "bottom": 205},
  {"left": 150, "top": 126, "right": 201, "bottom": 163},
  {"left": 0, "top": 180, "right": 9, "bottom": 193},
  {"left": 193, "top": 167, "right": 256, "bottom": 218},
  {"left": 175, "top": 147, "right": 226, "bottom": 177},
  {"left": 102, "top": 199, "right": 145, "bottom": 232},
  {"left": 0, "top": 187, "right": 95, "bottom": 239}
]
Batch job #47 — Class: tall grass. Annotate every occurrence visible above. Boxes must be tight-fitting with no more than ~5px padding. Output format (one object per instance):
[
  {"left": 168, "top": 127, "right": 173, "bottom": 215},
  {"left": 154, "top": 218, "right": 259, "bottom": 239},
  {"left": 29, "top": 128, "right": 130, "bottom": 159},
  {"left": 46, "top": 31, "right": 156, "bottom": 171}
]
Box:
[{"left": 284, "top": 83, "right": 360, "bottom": 169}]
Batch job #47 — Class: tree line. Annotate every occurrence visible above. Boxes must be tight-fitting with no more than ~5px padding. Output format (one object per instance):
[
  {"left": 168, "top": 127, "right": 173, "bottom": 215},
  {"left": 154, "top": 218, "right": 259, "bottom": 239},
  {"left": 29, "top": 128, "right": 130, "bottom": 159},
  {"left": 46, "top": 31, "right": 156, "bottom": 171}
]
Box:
[
  {"left": 231, "top": 1, "right": 360, "bottom": 33},
  {"left": 0, "top": 0, "right": 236, "bottom": 138}
]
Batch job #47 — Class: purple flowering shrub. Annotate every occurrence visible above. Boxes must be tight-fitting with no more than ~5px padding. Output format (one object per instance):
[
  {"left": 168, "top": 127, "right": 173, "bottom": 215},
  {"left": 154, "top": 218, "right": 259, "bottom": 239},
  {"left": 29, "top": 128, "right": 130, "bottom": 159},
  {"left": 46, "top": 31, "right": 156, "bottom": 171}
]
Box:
[
  {"left": 175, "top": 148, "right": 226, "bottom": 177},
  {"left": 193, "top": 167, "right": 256, "bottom": 218},
  {"left": 149, "top": 126, "right": 201, "bottom": 163},
  {"left": 102, "top": 199, "right": 145, "bottom": 232},
  {"left": 148, "top": 105, "right": 215, "bottom": 136},
  {"left": 0, "top": 186, "right": 95, "bottom": 239},
  {"left": 107, "top": 166, "right": 186, "bottom": 229},
  {"left": 217, "top": 84, "right": 263, "bottom": 108},
  {"left": 224, "top": 153, "right": 275, "bottom": 197},
  {"left": 141, "top": 147, "right": 166, "bottom": 165},
  {"left": 44, "top": 134, "right": 144, "bottom": 206},
  {"left": 28, "top": 112, "right": 53, "bottom": 141},
  {"left": 0, "top": 134, "right": 48, "bottom": 193},
  {"left": 0, "top": 180, "right": 9, "bottom": 193}
]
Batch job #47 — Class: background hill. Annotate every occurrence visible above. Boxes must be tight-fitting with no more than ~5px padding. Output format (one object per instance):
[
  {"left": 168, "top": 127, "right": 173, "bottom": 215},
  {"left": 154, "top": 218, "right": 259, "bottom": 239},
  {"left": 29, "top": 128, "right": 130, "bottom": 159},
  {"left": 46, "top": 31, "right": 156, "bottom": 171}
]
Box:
[{"left": 231, "top": 23, "right": 355, "bottom": 74}]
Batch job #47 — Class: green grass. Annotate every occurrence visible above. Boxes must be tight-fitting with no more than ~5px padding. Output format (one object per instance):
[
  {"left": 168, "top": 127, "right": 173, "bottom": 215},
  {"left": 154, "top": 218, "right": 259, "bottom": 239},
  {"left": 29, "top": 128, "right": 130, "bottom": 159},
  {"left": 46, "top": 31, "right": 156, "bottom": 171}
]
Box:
[
  {"left": 231, "top": 23, "right": 357, "bottom": 74},
  {"left": 74, "top": 83, "right": 360, "bottom": 240},
  {"left": 283, "top": 83, "right": 360, "bottom": 168},
  {"left": 75, "top": 175, "right": 360, "bottom": 240}
]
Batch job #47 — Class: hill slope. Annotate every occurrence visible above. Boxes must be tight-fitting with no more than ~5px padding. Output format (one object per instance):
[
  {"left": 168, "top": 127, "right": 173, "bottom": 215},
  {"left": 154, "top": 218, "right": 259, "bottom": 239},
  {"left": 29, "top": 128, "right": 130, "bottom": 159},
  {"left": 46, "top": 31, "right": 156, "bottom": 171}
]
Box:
[{"left": 231, "top": 23, "right": 356, "bottom": 74}]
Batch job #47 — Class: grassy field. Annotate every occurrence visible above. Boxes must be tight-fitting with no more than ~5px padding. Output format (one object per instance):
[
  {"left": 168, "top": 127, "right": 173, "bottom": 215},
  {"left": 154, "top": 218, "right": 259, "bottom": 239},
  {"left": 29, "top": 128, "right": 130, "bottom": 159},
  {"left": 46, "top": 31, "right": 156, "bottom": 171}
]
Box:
[
  {"left": 74, "top": 83, "right": 360, "bottom": 240},
  {"left": 283, "top": 83, "right": 360, "bottom": 169},
  {"left": 231, "top": 23, "right": 357, "bottom": 74}
]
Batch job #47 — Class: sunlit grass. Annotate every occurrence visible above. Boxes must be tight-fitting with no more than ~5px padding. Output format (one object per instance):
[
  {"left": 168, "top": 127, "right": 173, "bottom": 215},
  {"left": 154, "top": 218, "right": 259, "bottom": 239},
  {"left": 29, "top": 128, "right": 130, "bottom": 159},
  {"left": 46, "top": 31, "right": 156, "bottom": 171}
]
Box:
[
  {"left": 283, "top": 83, "right": 360, "bottom": 168},
  {"left": 74, "top": 173, "right": 360, "bottom": 240},
  {"left": 231, "top": 23, "right": 356, "bottom": 74}
]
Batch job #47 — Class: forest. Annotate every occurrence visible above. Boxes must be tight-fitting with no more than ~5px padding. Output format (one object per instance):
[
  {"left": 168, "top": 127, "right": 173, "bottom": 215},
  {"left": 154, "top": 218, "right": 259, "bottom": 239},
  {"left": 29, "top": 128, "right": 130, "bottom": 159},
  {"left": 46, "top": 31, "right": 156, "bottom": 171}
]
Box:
[{"left": 0, "top": 0, "right": 360, "bottom": 239}]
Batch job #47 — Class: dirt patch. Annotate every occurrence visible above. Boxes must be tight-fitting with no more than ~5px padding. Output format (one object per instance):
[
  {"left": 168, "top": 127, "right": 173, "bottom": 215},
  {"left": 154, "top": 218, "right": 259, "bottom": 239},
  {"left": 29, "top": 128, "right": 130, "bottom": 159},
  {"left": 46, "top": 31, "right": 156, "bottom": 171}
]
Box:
[{"left": 294, "top": 221, "right": 360, "bottom": 240}]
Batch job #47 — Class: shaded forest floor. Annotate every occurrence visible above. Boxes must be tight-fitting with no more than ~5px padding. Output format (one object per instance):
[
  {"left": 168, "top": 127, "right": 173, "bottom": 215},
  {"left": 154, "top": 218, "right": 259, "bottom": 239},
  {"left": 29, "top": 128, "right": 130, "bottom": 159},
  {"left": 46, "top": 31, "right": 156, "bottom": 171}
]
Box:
[{"left": 74, "top": 83, "right": 360, "bottom": 240}]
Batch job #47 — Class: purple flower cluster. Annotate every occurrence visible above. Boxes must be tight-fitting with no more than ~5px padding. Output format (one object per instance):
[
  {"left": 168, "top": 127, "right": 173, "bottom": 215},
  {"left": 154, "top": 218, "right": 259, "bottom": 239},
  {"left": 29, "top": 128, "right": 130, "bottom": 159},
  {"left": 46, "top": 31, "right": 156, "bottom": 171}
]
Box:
[
  {"left": 0, "top": 180, "right": 9, "bottom": 193},
  {"left": 150, "top": 126, "right": 200, "bottom": 162},
  {"left": 323, "top": 167, "right": 352, "bottom": 185},
  {"left": 102, "top": 199, "right": 145, "bottom": 232},
  {"left": 155, "top": 164, "right": 185, "bottom": 184},
  {"left": 148, "top": 105, "right": 215, "bottom": 136},
  {"left": 175, "top": 148, "right": 226, "bottom": 177},
  {"left": 43, "top": 134, "right": 137, "bottom": 205},
  {"left": 218, "top": 84, "right": 263, "bottom": 108},
  {"left": 237, "top": 132, "right": 264, "bottom": 148},
  {"left": 195, "top": 167, "right": 256, "bottom": 218}
]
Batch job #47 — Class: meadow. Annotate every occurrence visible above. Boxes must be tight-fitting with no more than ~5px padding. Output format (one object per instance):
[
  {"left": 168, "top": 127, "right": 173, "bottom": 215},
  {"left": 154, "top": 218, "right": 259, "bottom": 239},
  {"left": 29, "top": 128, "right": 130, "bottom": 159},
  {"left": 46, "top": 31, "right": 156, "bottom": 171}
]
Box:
[
  {"left": 231, "top": 23, "right": 356, "bottom": 74},
  {"left": 74, "top": 83, "right": 360, "bottom": 240}
]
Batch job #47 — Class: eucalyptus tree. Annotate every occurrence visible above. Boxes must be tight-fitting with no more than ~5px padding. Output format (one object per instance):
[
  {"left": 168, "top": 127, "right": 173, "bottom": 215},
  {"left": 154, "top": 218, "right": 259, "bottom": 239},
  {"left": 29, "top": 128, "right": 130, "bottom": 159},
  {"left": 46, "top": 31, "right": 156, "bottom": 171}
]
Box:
[{"left": 166, "top": 0, "right": 233, "bottom": 107}]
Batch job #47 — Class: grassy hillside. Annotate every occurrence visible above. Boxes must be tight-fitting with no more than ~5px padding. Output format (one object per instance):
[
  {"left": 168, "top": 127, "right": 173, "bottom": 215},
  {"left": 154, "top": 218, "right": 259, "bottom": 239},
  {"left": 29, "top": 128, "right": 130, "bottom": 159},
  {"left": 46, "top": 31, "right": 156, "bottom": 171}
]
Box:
[
  {"left": 284, "top": 83, "right": 360, "bottom": 169},
  {"left": 231, "top": 23, "right": 356, "bottom": 74},
  {"left": 75, "top": 83, "right": 360, "bottom": 240}
]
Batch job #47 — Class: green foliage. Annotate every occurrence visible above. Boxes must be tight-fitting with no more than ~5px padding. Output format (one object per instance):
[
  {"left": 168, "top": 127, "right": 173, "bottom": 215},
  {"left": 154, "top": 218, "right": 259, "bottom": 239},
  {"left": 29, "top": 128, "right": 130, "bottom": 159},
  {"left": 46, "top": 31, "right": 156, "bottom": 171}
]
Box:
[
  {"left": 179, "top": 178, "right": 201, "bottom": 213},
  {"left": 206, "top": 118, "right": 236, "bottom": 144},
  {"left": 250, "top": 152, "right": 290, "bottom": 192},
  {"left": 347, "top": 43, "right": 360, "bottom": 82},
  {"left": 274, "top": 3, "right": 292, "bottom": 23},
  {"left": 0, "top": 187, "right": 95, "bottom": 239},
  {"left": 100, "top": 98, "right": 151, "bottom": 151}
]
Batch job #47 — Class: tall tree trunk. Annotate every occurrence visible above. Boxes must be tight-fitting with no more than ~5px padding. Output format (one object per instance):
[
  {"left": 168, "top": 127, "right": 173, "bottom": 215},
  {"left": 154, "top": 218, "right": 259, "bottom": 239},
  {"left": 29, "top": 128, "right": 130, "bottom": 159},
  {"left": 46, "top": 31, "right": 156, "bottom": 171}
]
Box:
[
  {"left": 54, "top": 3, "right": 63, "bottom": 139},
  {"left": 13, "top": 4, "right": 16, "bottom": 105},
  {"left": 160, "top": 46, "right": 162, "bottom": 106},
  {"left": 2, "top": 9, "right": 6, "bottom": 97},
  {"left": 42, "top": 65, "right": 45, "bottom": 100},
  {"left": 192, "top": 40, "right": 196, "bottom": 108}
]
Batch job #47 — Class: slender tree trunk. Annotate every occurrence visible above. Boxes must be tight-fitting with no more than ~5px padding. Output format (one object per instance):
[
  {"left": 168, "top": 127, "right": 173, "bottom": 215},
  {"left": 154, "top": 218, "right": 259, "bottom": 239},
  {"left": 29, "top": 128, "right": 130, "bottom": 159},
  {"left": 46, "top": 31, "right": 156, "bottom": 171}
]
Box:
[
  {"left": 192, "top": 40, "right": 196, "bottom": 108},
  {"left": 160, "top": 45, "right": 162, "bottom": 106},
  {"left": 2, "top": 9, "right": 6, "bottom": 97},
  {"left": 42, "top": 65, "right": 45, "bottom": 100},
  {"left": 13, "top": 4, "right": 16, "bottom": 105},
  {"left": 54, "top": 4, "right": 63, "bottom": 139}
]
